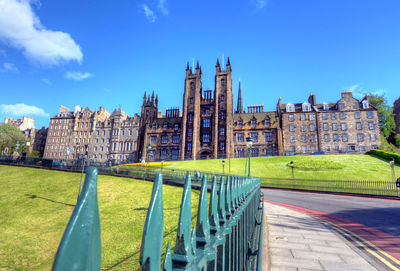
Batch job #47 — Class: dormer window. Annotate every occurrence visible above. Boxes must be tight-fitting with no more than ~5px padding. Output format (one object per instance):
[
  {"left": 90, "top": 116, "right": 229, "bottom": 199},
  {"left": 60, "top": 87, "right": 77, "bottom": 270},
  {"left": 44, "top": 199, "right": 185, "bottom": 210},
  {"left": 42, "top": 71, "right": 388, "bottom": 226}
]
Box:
[
  {"left": 251, "top": 120, "right": 257, "bottom": 128},
  {"left": 302, "top": 102, "right": 311, "bottom": 112},
  {"left": 323, "top": 103, "right": 329, "bottom": 110},
  {"left": 238, "top": 120, "right": 243, "bottom": 128},
  {"left": 286, "top": 103, "right": 295, "bottom": 112},
  {"left": 362, "top": 100, "right": 369, "bottom": 109}
]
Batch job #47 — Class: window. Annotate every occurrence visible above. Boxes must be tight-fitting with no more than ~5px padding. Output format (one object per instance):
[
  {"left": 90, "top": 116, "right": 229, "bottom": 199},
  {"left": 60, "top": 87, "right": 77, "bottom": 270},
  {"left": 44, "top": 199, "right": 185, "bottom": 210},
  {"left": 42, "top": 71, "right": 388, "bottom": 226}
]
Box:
[
  {"left": 302, "top": 135, "right": 307, "bottom": 142},
  {"left": 265, "top": 119, "right": 271, "bottom": 127},
  {"left": 251, "top": 148, "right": 259, "bottom": 157},
  {"left": 333, "top": 134, "right": 339, "bottom": 142},
  {"left": 203, "top": 119, "right": 210, "bottom": 128},
  {"left": 356, "top": 122, "right": 362, "bottom": 130},
  {"left": 331, "top": 113, "right": 337, "bottom": 120},
  {"left": 160, "top": 150, "right": 167, "bottom": 160},
  {"left": 300, "top": 114, "right": 306, "bottom": 121},
  {"left": 323, "top": 103, "right": 329, "bottom": 110},
  {"left": 189, "top": 98, "right": 193, "bottom": 104},
  {"left": 172, "top": 150, "right": 179, "bottom": 160},
  {"left": 130, "top": 130, "right": 133, "bottom": 136},
  {"left": 310, "top": 124, "right": 315, "bottom": 131},
  {"left": 205, "top": 109, "right": 210, "bottom": 115},
  {"left": 302, "top": 146, "right": 307, "bottom": 154},
  {"left": 310, "top": 134, "right": 316, "bottom": 142},
  {"left": 289, "top": 125, "right": 295, "bottom": 132},
  {"left": 286, "top": 103, "right": 295, "bottom": 112},
  {"left": 291, "top": 135, "right": 296, "bottom": 143},
  {"left": 358, "top": 134, "right": 364, "bottom": 142},
  {"left": 369, "top": 122, "right": 375, "bottom": 130},
  {"left": 301, "top": 125, "right": 306, "bottom": 132},
  {"left": 290, "top": 146, "right": 296, "bottom": 153},
  {"left": 187, "top": 143, "right": 192, "bottom": 151},
  {"left": 203, "top": 134, "right": 210, "bottom": 143},
  {"left": 302, "top": 102, "right": 311, "bottom": 111},
  {"left": 251, "top": 120, "right": 256, "bottom": 128},
  {"left": 335, "top": 146, "right": 340, "bottom": 152},
  {"left": 360, "top": 146, "right": 365, "bottom": 152},
  {"left": 367, "top": 111, "right": 373, "bottom": 119},
  {"left": 161, "top": 136, "right": 168, "bottom": 144},
  {"left": 238, "top": 120, "right": 243, "bottom": 128},
  {"left": 220, "top": 128, "right": 225, "bottom": 136},
  {"left": 323, "top": 123, "right": 329, "bottom": 131},
  {"left": 237, "top": 133, "right": 244, "bottom": 142},
  {"left": 326, "top": 146, "right": 331, "bottom": 152},
  {"left": 221, "top": 112, "right": 225, "bottom": 119},
  {"left": 219, "top": 142, "right": 225, "bottom": 151},
  {"left": 311, "top": 146, "right": 317, "bottom": 153},
  {"left": 96, "top": 130, "right": 99, "bottom": 136},
  {"left": 188, "top": 114, "right": 193, "bottom": 122},
  {"left": 250, "top": 132, "right": 258, "bottom": 142},
  {"left": 174, "top": 124, "right": 179, "bottom": 131},
  {"left": 173, "top": 135, "right": 180, "bottom": 144},
  {"left": 371, "top": 134, "right": 376, "bottom": 141},
  {"left": 341, "top": 123, "right": 347, "bottom": 131},
  {"left": 188, "top": 129, "right": 192, "bottom": 138},
  {"left": 354, "top": 102, "right": 359, "bottom": 109},
  {"left": 289, "top": 114, "right": 294, "bottom": 121},
  {"left": 362, "top": 100, "right": 369, "bottom": 109},
  {"left": 340, "top": 112, "right": 345, "bottom": 119},
  {"left": 265, "top": 132, "right": 273, "bottom": 142},
  {"left": 342, "top": 134, "right": 348, "bottom": 142},
  {"left": 332, "top": 123, "right": 338, "bottom": 131},
  {"left": 355, "top": 112, "right": 360, "bottom": 119},
  {"left": 323, "top": 113, "right": 328, "bottom": 120},
  {"left": 309, "top": 114, "right": 315, "bottom": 120},
  {"left": 163, "top": 124, "right": 168, "bottom": 131},
  {"left": 220, "top": 95, "right": 225, "bottom": 102},
  {"left": 339, "top": 103, "right": 344, "bottom": 109}
]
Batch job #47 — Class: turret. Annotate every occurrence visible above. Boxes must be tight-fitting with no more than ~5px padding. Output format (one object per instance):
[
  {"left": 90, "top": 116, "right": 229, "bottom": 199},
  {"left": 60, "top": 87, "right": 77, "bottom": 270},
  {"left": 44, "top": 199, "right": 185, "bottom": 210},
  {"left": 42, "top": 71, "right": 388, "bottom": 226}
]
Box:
[{"left": 216, "top": 58, "right": 221, "bottom": 72}]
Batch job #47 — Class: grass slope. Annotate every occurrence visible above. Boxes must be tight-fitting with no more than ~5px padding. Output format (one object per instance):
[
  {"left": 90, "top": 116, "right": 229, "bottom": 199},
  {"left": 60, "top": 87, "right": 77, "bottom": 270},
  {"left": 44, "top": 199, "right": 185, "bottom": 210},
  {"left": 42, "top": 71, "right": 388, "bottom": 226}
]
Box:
[
  {"left": 0, "top": 165, "right": 199, "bottom": 270},
  {"left": 164, "top": 154, "right": 400, "bottom": 181}
]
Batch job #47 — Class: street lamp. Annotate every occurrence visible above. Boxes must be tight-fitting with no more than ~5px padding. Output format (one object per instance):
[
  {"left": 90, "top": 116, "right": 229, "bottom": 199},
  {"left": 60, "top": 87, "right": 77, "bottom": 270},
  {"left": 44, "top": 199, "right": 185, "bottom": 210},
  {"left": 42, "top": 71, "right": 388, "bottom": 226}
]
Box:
[
  {"left": 290, "top": 161, "right": 294, "bottom": 179},
  {"left": 147, "top": 144, "right": 152, "bottom": 164},
  {"left": 390, "top": 157, "right": 396, "bottom": 181},
  {"left": 246, "top": 137, "right": 253, "bottom": 177},
  {"left": 222, "top": 160, "right": 225, "bottom": 174}
]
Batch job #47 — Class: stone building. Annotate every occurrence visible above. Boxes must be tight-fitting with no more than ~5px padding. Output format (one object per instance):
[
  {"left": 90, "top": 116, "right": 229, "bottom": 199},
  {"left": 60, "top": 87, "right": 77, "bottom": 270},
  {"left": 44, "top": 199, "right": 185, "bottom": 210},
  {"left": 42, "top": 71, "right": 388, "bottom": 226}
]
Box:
[
  {"left": 24, "top": 126, "right": 48, "bottom": 156},
  {"left": 278, "top": 91, "right": 380, "bottom": 155},
  {"left": 4, "top": 116, "right": 34, "bottom": 131},
  {"left": 394, "top": 97, "right": 400, "bottom": 134},
  {"left": 44, "top": 105, "right": 140, "bottom": 164}
]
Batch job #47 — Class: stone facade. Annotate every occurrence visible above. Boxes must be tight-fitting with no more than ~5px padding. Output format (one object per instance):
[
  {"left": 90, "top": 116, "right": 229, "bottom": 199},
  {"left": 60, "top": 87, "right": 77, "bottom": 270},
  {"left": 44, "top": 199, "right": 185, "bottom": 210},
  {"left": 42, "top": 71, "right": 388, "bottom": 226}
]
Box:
[
  {"left": 394, "top": 97, "right": 400, "bottom": 134},
  {"left": 278, "top": 91, "right": 380, "bottom": 155}
]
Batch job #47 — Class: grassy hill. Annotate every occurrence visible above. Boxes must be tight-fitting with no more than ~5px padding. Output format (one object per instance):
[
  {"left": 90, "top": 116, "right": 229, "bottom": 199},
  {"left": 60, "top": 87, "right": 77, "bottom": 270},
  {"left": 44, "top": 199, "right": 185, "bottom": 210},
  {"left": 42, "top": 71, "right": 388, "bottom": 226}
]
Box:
[
  {"left": 163, "top": 154, "right": 400, "bottom": 181},
  {"left": 0, "top": 165, "right": 199, "bottom": 270}
]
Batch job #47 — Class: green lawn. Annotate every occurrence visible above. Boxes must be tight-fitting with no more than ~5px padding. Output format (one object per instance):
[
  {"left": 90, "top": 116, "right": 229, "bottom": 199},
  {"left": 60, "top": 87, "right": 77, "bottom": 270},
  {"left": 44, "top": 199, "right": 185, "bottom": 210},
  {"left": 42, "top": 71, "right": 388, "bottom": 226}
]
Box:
[
  {"left": 0, "top": 165, "right": 200, "bottom": 270},
  {"left": 163, "top": 154, "right": 400, "bottom": 181}
]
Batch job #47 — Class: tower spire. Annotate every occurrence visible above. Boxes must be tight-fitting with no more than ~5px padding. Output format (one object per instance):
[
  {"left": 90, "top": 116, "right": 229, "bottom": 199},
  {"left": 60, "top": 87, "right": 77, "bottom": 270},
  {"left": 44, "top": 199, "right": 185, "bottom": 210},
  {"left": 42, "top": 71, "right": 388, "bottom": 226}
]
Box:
[
  {"left": 216, "top": 58, "right": 221, "bottom": 72},
  {"left": 151, "top": 91, "right": 155, "bottom": 103},
  {"left": 236, "top": 81, "right": 243, "bottom": 114},
  {"left": 143, "top": 91, "right": 147, "bottom": 103}
]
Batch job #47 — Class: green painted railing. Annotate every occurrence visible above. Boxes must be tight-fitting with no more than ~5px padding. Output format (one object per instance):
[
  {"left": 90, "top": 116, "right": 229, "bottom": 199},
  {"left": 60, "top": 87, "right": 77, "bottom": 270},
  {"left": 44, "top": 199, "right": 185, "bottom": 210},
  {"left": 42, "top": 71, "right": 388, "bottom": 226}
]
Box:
[{"left": 140, "top": 173, "right": 264, "bottom": 270}]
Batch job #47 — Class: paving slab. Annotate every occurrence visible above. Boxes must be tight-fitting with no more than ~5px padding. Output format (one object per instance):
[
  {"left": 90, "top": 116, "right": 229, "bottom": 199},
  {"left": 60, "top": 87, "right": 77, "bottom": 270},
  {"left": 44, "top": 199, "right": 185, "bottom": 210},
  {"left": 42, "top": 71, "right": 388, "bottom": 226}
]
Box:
[{"left": 263, "top": 202, "right": 378, "bottom": 271}]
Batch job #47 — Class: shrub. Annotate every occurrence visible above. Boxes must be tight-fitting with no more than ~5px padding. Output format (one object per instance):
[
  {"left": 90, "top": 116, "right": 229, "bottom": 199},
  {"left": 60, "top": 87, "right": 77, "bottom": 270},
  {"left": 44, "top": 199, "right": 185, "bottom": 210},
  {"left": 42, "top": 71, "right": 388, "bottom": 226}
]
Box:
[
  {"left": 286, "top": 160, "right": 345, "bottom": 170},
  {"left": 368, "top": 149, "right": 400, "bottom": 164}
]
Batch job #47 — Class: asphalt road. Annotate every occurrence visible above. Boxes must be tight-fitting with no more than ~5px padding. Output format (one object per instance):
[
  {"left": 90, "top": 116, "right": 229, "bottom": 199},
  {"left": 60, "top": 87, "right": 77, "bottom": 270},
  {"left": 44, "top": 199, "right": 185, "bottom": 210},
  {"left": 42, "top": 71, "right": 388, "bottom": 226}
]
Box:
[{"left": 262, "top": 189, "right": 400, "bottom": 238}]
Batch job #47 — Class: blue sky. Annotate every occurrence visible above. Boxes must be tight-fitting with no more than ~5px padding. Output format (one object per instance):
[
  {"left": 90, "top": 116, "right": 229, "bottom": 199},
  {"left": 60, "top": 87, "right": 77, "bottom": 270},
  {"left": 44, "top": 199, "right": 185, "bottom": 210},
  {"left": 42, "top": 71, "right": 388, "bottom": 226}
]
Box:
[{"left": 1, "top": 0, "right": 399, "bottom": 128}]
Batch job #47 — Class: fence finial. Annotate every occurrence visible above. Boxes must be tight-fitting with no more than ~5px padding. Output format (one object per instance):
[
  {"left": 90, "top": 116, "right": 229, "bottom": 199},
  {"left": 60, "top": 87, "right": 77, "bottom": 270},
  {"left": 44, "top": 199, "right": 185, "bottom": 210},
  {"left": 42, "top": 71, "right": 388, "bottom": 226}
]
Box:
[
  {"left": 52, "top": 167, "right": 101, "bottom": 271},
  {"left": 140, "top": 173, "right": 164, "bottom": 270},
  {"left": 196, "top": 175, "right": 210, "bottom": 244},
  {"left": 163, "top": 243, "right": 172, "bottom": 271},
  {"left": 209, "top": 176, "right": 220, "bottom": 232},
  {"left": 218, "top": 176, "right": 226, "bottom": 224}
]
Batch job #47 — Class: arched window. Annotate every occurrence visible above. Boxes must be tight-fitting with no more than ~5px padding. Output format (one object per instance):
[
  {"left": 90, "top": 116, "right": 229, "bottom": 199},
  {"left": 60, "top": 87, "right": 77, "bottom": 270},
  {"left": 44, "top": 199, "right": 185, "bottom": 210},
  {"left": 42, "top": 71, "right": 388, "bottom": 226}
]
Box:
[
  {"left": 362, "top": 100, "right": 369, "bottom": 109},
  {"left": 190, "top": 82, "right": 195, "bottom": 90},
  {"left": 221, "top": 79, "right": 225, "bottom": 87}
]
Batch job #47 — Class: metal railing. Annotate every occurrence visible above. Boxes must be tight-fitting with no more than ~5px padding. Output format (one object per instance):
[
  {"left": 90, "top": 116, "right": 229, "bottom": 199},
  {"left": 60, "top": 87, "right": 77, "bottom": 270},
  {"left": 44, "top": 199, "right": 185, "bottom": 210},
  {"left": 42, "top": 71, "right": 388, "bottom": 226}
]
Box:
[{"left": 52, "top": 167, "right": 264, "bottom": 271}]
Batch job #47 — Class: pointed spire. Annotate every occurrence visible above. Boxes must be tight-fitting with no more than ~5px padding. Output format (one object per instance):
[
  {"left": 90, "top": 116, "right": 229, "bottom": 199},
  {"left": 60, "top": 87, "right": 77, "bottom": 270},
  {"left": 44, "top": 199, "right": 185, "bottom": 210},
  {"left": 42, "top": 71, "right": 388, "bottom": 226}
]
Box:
[
  {"left": 226, "top": 56, "right": 231, "bottom": 66},
  {"left": 196, "top": 60, "right": 200, "bottom": 69},
  {"left": 226, "top": 56, "right": 231, "bottom": 71},
  {"left": 186, "top": 62, "right": 190, "bottom": 70},
  {"left": 155, "top": 94, "right": 158, "bottom": 106},
  {"left": 236, "top": 82, "right": 243, "bottom": 114},
  {"left": 151, "top": 91, "right": 155, "bottom": 103},
  {"left": 216, "top": 58, "right": 220, "bottom": 67},
  {"left": 143, "top": 92, "right": 147, "bottom": 103}
]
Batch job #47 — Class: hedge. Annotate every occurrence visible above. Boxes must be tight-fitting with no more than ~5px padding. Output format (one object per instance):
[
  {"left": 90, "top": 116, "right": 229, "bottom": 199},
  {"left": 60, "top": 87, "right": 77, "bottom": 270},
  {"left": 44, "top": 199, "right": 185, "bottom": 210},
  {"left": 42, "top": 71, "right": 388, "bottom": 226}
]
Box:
[{"left": 368, "top": 149, "right": 400, "bottom": 164}]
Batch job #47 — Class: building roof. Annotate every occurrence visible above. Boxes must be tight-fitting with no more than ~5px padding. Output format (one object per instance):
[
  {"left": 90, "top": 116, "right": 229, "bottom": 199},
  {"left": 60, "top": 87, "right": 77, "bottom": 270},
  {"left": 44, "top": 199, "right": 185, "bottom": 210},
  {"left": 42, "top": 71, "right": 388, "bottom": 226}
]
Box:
[{"left": 233, "top": 112, "right": 277, "bottom": 124}]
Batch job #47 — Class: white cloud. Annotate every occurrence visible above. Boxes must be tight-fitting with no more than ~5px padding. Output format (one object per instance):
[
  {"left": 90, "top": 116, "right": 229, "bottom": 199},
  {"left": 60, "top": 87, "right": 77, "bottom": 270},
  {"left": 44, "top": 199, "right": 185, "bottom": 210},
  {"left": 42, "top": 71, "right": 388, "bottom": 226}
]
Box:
[
  {"left": 345, "top": 84, "right": 387, "bottom": 99},
  {"left": 41, "top": 78, "right": 51, "bottom": 85},
  {"left": 142, "top": 4, "right": 157, "bottom": 23},
  {"left": 0, "top": 103, "right": 49, "bottom": 117},
  {"left": 0, "top": 0, "right": 83, "bottom": 65},
  {"left": 2, "top": 62, "right": 19, "bottom": 72},
  {"left": 253, "top": 0, "right": 267, "bottom": 9},
  {"left": 157, "top": 0, "right": 169, "bottom": 16},
  {"left": 65, "top": 71, "right": 92, "bottom": 81}
]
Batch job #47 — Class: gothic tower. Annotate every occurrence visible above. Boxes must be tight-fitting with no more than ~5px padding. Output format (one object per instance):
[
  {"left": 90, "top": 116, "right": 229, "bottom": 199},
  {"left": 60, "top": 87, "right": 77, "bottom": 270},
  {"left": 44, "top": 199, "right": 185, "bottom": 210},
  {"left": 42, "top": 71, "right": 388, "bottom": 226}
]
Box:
[
  {"left": 180, "top": 61, "right": 202, "bottom": 160},
  {"left": 138, "top": 91, "right": 158, "bottom": 160}
]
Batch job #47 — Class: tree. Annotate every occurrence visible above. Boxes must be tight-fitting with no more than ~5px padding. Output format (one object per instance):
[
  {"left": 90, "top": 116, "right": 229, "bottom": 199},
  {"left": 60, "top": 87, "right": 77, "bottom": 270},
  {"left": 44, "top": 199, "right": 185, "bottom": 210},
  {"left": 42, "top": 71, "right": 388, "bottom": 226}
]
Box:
[
  {"left": 395, "top": 134, "right": 400, "bottom": 148},
  {"left": 368, "top": 94, "right": 396, "bottom": 139},
  {"left": 0, "top": 124, "right": 26, "bottom": 154}
]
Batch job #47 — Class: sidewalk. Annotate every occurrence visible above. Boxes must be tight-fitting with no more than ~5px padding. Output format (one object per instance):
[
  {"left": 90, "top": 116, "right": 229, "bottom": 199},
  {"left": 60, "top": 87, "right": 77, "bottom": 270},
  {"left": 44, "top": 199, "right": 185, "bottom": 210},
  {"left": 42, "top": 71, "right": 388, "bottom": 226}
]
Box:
[{"left": 263, "top": 201, "right": 378, "bottom": 271}]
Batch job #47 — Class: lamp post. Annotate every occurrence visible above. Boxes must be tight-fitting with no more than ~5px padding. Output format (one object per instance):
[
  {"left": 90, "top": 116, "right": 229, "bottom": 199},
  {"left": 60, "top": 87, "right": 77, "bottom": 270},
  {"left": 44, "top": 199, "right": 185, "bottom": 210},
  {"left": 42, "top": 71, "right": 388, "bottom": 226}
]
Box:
[
  {"left": 390, "top": 157, "right": 396, "bottom": 181},
  {"left": 246, "top": 137, "right": 253, "bottom": 177},
  {"left": 290, "top": 161, "right": 294, "bottom": 179},
  {"left": 222, "top": 160, "right": 225, "bottom": 174}
]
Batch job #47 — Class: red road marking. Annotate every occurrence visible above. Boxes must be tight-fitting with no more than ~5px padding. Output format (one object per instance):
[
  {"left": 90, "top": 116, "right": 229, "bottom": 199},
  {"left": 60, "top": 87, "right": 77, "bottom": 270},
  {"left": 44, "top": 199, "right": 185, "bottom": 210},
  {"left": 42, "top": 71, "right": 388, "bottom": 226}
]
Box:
[
  {"left": 265, "top": 199, "right": 400, "bottom": 261},
  {"left": 262, "top": 187, "right": 400, "bottom": 202}
]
